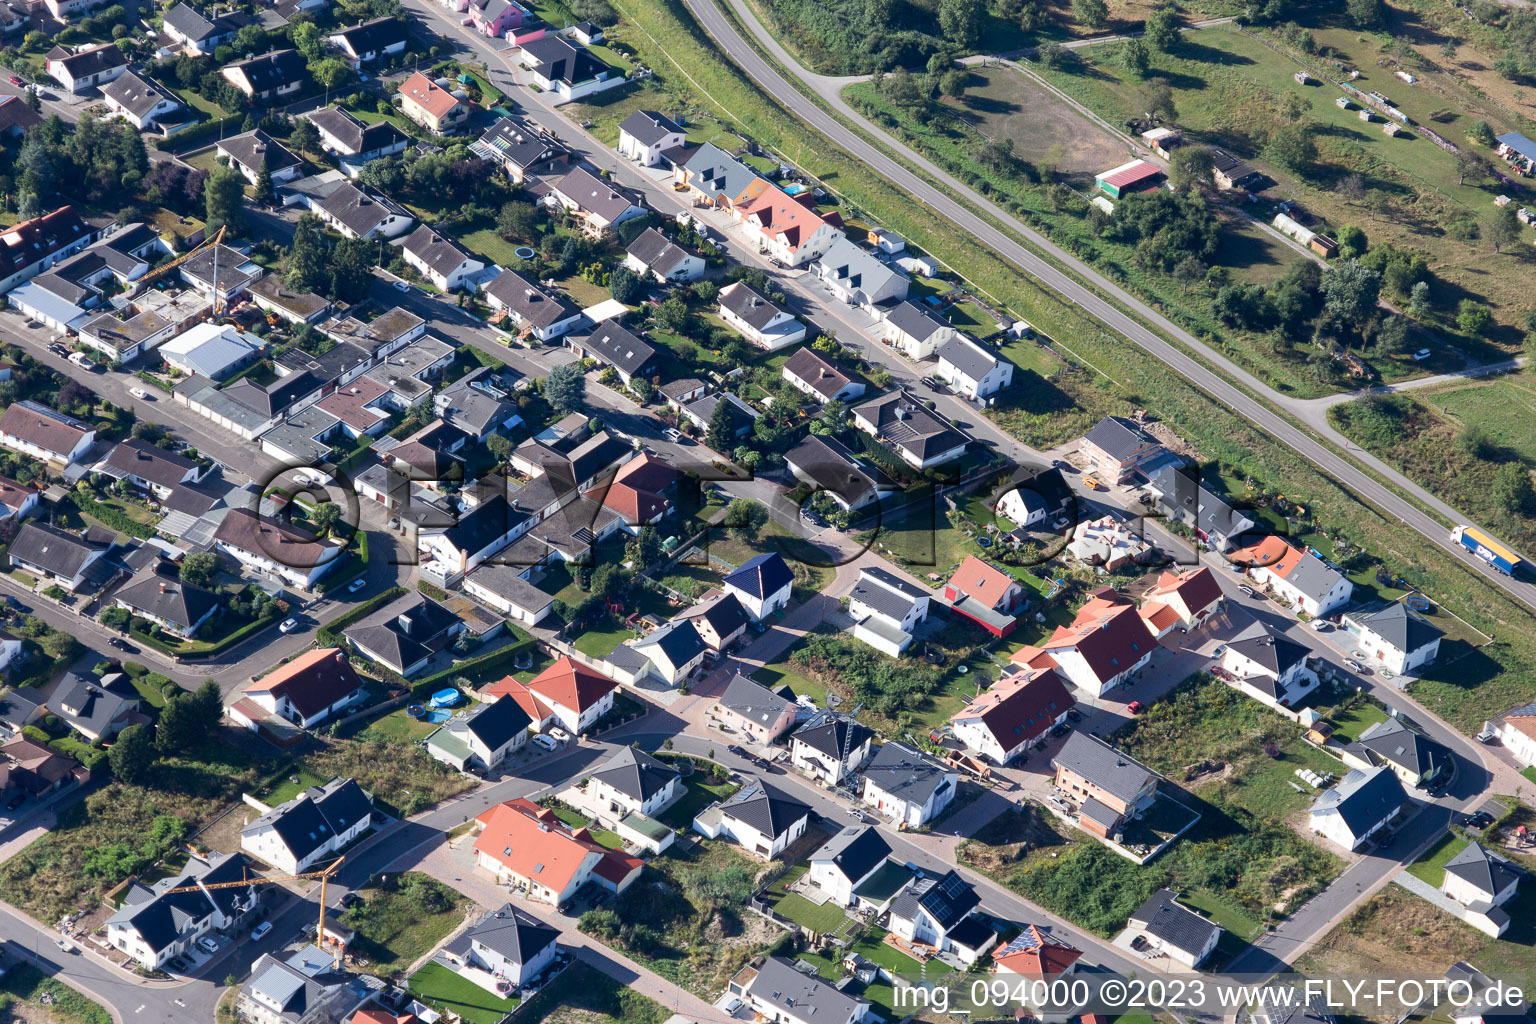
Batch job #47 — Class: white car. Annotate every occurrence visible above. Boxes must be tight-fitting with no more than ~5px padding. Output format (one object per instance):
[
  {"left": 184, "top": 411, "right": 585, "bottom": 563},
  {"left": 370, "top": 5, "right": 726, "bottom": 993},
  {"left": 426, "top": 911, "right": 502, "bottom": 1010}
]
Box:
[
  {"left": 196, "top": 936, "right": 220, "bottom": 955},
  {"left": 250, "top": 921, "right": 272, "bottom": 941},
  {"left": 532, "top": 733, "right": 560, "bottom": 752},
  {"left": 67, "top": 352, "right": 95, "bottom": 370},
  {"left": 348, "top": 578, "right": 367, "bottom": 594},
  {"left": 279, "top": 618, "right": 300, "bottom": 634},
  {"left": 1310, "top": 619, "right": 1331, "bottom": 631},
  {"left": 547, "top": 727, "right": 570, "bottom": 743},
  {"left": 663, "top": 427, "right": 682, "bottom": 442},
  {"left": 129, "top": 386, "right": 150, "bottom": 400}
]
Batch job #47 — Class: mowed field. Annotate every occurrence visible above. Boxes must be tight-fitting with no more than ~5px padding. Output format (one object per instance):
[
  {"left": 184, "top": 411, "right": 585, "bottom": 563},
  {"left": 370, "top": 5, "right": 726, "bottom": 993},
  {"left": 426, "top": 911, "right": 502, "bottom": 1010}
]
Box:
[
  {"left": 945, "top": 65, "right": 1131, "bottom": 174},
  {"left": 1425, "top": 377, "right": 1536, "bottom": 465},
  {"left": 1031, "top": 23, "right": 1535, "bottom": 337}
]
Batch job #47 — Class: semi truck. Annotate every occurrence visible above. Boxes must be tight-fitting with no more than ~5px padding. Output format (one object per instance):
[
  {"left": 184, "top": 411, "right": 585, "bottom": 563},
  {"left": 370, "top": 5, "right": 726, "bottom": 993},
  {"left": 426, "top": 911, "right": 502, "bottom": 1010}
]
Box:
[{"left": 1452, "top": 525, "right": 1526, "bottom": 576}]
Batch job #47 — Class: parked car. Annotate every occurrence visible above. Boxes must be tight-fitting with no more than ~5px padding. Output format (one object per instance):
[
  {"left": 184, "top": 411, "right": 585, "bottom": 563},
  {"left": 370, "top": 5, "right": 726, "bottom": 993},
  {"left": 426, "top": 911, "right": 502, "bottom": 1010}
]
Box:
[
  {"left": 1065, "top": 708, "right": 1083, "bottom": 722},
  {"left": 392, "top": 280, "right": 409, "bottom": 292},
  {"left": 663, "top": 427, "right": 682, "bottom": 443},
  {"left": 67, "top": 352, "right": 95, "bottom": 371},
  {"left": 56, "top": 938, "right": 77, "bottom": 954},
  {"left": 3, "top": 596, "right": 30, "bottom": 613},
  {"left": 1310, "top": 619, "right": 1331, "bottom": 631},
  {"left": 250, "top": 922, "right": 272, "bottom": 941},
  {"left": 1343, "top": 658, "right": 1365, "bottom": 673},
  {"left": 196, "top": 936, "right": 220, "bottom": 955},
  {"left": 1127, "top": 700, "right": 1146, "bottom": 714},
  {"left": 1238, "top": 585, "right": 1256, "bottom": 598},
  {"left": 532, "top": 733, "right": 559, "bottom": 752},
  {"left": 278, "top": 618, "right": 300, "bottom": 633},
  {"left": 5, "top": 793, "right": 24, "bottom": 810},
  {"left": 547, "top": 727, "right": 570, "bottom": 743},
  {"left": 347, "top": 578, "right": 367, "bottom": 594},
  {"left": 726, "top": 745, "right": 748, "bottom": 758},
  {"left": 1049, "top": 723, "right": 1070, "bottom": 738},
  {"left": 48, "top": 342, "right": 68, "bottom": 356},
  {"left": 107, "top": 637, "right": 138, "bottom": 653},
  {"left": 7, "top": 76, "right": 21, "bottom": 86},
  {"left": 920, "top": 376, "right": 938, "bottom": 390},
  {"left": 129, "top": 387, "right": 150, "bottom": 400}
]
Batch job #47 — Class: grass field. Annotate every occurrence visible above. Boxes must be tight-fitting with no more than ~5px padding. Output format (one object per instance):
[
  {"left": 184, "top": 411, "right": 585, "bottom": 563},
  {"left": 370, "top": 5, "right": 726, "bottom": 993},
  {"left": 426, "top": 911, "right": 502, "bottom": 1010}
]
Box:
[
  {"left": 256, "top": 765, "right": 328, "bottom": 807},
  {"left": 0, "top": 962, "right": 113, "bottom": 1024},
  {"left": 567, "top": 76, "right": 747, "bottom": 151},
  {"left": 572, "top": 622, "right": 638, "bottom": 657},
  {"left": 340, "top": 873, "right": 469, "bottom": 973},
  {"left": 655, "top": 758, "right": 740, "bottom": 828},
  {"left": 518, "top": 961, "right": 668, "bottom": 1024},
  {"left": 1325, "top": 700, "right": 1391, "bottom": 744},
  {"left": 408, "top": 962, "right": 520, "bottom": 1024},
  {"left": 456, "top": 217, "right": 531, "bottom": 269},
  {"left": 942, "top": 64, "right": 1130, "bottom": 174},
  {"left": 1425, "top": 378, "right": 1536, "bottom": 466},
  {"left": 361, "top": 706, "right": 439, "bottom": 744},
  {"left": 1406, "top": 832, "right": 1468, "bottom": 887},
  {"left": 759, "top": 865, "right": 856, "bottom": 935}
]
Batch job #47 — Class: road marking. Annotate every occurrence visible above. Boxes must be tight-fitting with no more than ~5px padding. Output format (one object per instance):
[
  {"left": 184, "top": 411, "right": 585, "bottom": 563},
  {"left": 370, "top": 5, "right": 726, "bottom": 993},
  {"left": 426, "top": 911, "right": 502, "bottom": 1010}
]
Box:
[{"left": 136, "top": 1006, "right": 145, "bottom": 1014}]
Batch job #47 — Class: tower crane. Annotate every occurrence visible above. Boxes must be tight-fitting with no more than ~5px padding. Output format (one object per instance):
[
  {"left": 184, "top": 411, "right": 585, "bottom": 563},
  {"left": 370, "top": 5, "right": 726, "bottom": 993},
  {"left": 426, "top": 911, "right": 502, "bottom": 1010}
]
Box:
[
  {"left": 124, "top": 224, "right": 229, "bottom": 314},
  {"left": 159, "top": 855, "right": 348, "bottom": 948}
]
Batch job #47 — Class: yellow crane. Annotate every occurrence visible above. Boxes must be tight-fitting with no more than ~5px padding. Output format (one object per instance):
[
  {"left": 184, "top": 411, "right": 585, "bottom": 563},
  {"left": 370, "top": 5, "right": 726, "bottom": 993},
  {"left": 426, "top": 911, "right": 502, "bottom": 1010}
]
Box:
[
  {"left": 159, "top": 855, "right": 348, "bottom": 948},
  {"left": 125, "top": 224, "right": 228, "bottom": 313}
]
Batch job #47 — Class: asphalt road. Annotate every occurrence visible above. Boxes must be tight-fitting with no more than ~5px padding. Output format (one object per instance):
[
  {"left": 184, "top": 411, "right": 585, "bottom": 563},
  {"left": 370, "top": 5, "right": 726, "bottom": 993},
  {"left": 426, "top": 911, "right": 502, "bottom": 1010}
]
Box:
[{"left": 676, "top": 0, "right": 1536, "bottom": 616}]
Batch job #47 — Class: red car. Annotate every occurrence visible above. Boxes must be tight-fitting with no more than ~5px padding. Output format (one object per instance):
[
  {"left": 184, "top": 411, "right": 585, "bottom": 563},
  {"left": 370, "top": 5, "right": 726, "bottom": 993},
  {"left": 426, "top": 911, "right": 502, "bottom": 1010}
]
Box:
[
  {"left": 7, "top": 76, "right": 21, "bottom": 86},
  {"left": 1127, "top": 700, "right": 1146, "bottom": 714}
]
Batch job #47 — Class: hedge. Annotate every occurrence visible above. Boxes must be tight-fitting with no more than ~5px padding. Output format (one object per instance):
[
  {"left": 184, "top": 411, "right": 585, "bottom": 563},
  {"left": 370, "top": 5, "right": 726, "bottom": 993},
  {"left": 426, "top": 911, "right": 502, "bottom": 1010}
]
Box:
[
  {"left": 129, "top": 610, "right": 284, "bottom": 661},
  {"left": 409, "top": 639, "right": 534, "bottom": 699},
  {"left": 316, "top": 531, "right": 370, "bottom": 594},
  {"left": 316, "top": 586, "right": 407, "bottom": 648},
  {"left": 417, "top": 580, "right": 448, "bottom": 601},
  {"left": 67, "top": 492, "right": 156, "bottom": 539},
  {"left": 159, "top": 116, "right": 246, "bottom": 152},
  {"left": 49, "top": 735, "right": 107, "bottom": 773}
]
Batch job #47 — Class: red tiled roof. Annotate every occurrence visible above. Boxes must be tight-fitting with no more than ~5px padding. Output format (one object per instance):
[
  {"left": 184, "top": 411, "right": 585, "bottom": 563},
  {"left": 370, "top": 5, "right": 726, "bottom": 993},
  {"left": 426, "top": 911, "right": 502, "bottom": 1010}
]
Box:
[
  {"left": 527, "top": 656, "right": 617, "bottom": 713},
  {"left": 399, "top": 71, "right": 461, "bottom": 119},
  {"left": 315, "top": 378, "right": 390, "bottom": 431},
  {"left": 1145, "top": 566, "right": 1222, "bottom": 616},
  {"left": 351, "top": 1010, "right": 417, "bottom": 1024},
  {"left": 945, "top": 555, "right": 1019, "bottom": 612},
  {"left": 992, "top": 923, "right": 1083, "bottom": 976},
  {"left": 0, "top": 477, "right": 34, "bottom": 513},
  {"left": 473, "top": 797, "right": 637, "bottom": 894},
  {"left": 951, "top": 667, "right": 1074, "bottom": 747},
  {"left": 1228, "top": 534, "right": 1295, "bottom": 569},
  {"left": 1022, "top": 595, "right": 1154, "bottom": 688},
  {"left": 482, "top": 676, "right": 556, "bottom": 723},
  {"left": 244, "top": 648, "right": 364, "bottom": 719},
  {"left": 1139, "top": 601, "right": 1180, "bottom": 633},
  {"left": 737, "top": 182, "right": 833, "bottom": 253}
]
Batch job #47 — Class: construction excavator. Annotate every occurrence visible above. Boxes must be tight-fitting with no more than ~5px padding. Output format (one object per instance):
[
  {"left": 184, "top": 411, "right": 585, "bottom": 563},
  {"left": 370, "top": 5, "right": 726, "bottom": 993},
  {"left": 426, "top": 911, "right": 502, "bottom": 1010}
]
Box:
[{"left": 158, "top": 855, "right": 350, "bottom": 950}]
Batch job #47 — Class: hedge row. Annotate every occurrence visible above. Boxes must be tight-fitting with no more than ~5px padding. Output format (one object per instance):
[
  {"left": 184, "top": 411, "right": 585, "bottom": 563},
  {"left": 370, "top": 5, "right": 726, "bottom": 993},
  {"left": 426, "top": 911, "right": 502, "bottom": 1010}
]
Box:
[
  {"left": 128, "top": 610, "right": 283, "bottom": 661},
  {"left": 316, "top": 586, "right": 407, "bottom": 648},
  {"left": 408, "top": 639, "right": 534, "bottom": 699},
  {"left": 315, "top": 531, "right": 370, "bottom": 595},
  {"left": 67, "top": 492, "right": 156, "bottom": 540}
]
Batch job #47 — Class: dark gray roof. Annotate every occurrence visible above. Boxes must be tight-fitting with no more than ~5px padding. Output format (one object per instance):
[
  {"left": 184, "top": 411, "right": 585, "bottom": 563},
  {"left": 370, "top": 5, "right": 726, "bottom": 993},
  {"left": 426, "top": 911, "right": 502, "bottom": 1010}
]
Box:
[
  {"left": 1281, "top": 550, "right": 1347, "bottom": 602},
  {"left": 1442, "top": 842, "right": 1520, "bottom": 898},
  {"left": 403, "top": 224, "right": 479, "bottom": 278},
  {"left": 619, "top": 109, "right": 683, "bottom": 146},
  {"left": 883, "top": 300, "right": 949, "bottom": 341},
  {"left": 101, "top": 70, "right": 179, "bottom": 121},
  {"left": 1225, "top": 620, "right": 1309, "bottom": 677},
  {"left": 782, "top": 346, "right": 857, "bottom": 400},
  {"left": 552, "top": 166, "right": 640, "bottom": 223},
  {"left": 791, "top": 711, "right": 873, "bottom": 761},
  {"left": 719, "top": 780, "right": 809, "bottom": 840},
  {"left": 1131, "top": 889, "right": 1220, "bottom": 956},
  {"left": 588, "top": 745, "right": 679, "bottom": 804},
  {"left": 0, "top": 686, "right": 44, "bottom": 729},
  {"left": 106, "top": 437, "right": 199, "bottom": 487},
  {"left": 724, "top": 553, "right": 794, "bottom": 601},
  {"left": 224, "top": 49, "right": 307, "bottom": 93},
  {"left": 343, "top": 594, "right": 460, "bottom": 672},
  {"left": 1051, "top": 732, "right": 1158, "bottom": 803},
  {"left": 1083, "top": 415, "right": 1157, "bottom": 463},
  {"left": 47, "top": 43, "right": 127, "bottom": 78},
  {"left": 1210, "top": 147, "right": 1262, "bottom": 187},
  {"left": 850, "top": 570, "right": 921, "bottom": 624},
  {"left": 1353, "top": 602, "right": 1442, "bottom": 654},
  {"left": 454, "top": 903, "right": 559, "bottom": 966},
  {"left": 719, "top": 673, "right": 791, "bottom": 725},
  {"left": 1309, "top": 766, "right": 1406, "bottom": 837},
  {"left": 50, "top": 672, "right": 136, "bottom": 737},
  {"left": 9, "top": 522, "right": 106, "bottom": 579},
  {"left": 115, "top": 574, "right": 219, "bottom": 630},
  {"left": 853, "top": 389, "right": 968, "bottom": 462},
  {"left": 862, "top": 742, "right": 953, "bottom": 806},
  {"left": 785, "top": 434, "right": 894, "bottom": 509},
  {"left": 485, "top": 269, "right": 580, "bottom": 329},
  {"left": 625, "top": 227, "right": 694, "bottom": 276},
  {"left": 317, "top": 182, "right": 410, "bottom": 237},
  {"left": 437, "top": 495, "right": 527, "bottom": 558},
  {"left": 748, "top": 957, "right": 868, "bottom": 1024},
  {"left": 106, "top": 853, "right": 252, "bottom": 954},
  {"left": 1351, "top": 718, "right": 1450, "bottom": 780},
  {"left": 162, "top": 2, "right": 219, "bottom": 40},
  {"left": 240, "top": 777, "right": 372, "bottom": 864},
  {"left": 811, "top": 826, "right": 891, "bottom": 885},
  {"left": 683, "top": 591, "right": 749, "bottom": 638},
  {"left": 577, "top": 322, "right": 655, "bottom": 377},
  {"left": 719, "top": 281, "right": 789, "bottom": 330},
  {"left": 520, "top": 35, "right": 609, "bottom": 87},
  {"left": 464, "top": 562, "right": 554, "bottom": 614},
  {"left": 632, "top": 617, "right": 706, "bottom": 668},
  {"left": 304, "top": 105, "right": 407, "bottom": 156},
  {"left": 678, "top": 142, "right": 762, "bottom": 202},
  {"left": 890, "top": 870, "right": 979, "bottom": 931},
  {"left": 462, "top": 694, "right": 533, "bottom": 750},
  {"left": 328, "top": 15, "right": 408, "bottom": 55},
  {"left": 936, "top": 335, "right": 1001, "bottom": 382},
  {"left": 471, "top": 115, "right": 568, "bottom": 174}
]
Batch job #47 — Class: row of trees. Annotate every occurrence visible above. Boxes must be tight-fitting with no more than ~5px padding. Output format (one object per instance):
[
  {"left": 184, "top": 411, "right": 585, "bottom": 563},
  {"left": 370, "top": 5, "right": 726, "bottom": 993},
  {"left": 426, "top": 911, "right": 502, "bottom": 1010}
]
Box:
[{"left": 109, "top": 681, "right": 225, "bottom": 784}]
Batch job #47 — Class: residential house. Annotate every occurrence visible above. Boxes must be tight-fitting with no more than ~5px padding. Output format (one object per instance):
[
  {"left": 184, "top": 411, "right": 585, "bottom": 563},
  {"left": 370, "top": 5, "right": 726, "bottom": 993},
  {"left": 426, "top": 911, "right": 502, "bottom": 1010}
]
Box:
[
  {"left": 847, "top": 565, "right": 929, "bottom": 657},
  {"left": 812, "top": 237, "right": 908, "bottom": 311},
  {"left": 472, "top": 798, "right": 642, "bottom": 905},
  {"left": 176, "top": 244, "right": 262, "bottom": 306},
  {"left": 1145, "top": 463, "right": 1259, "bottom": 553},
  {"left": 470, "top": 114, "right": 570, "bottom": 183},
  {"left": 217, "top": 131, "right": 302, "bottom": 187},
  {"left": 618, "top": 109, "right": 685, "bottom": 166},
  {"left": 417, "top": 495, "right": 531, "bottom": 583},
  {"left": 106, "top": 853, "right": 261, "bottom": 970},
  {"left": 104, "top": 439, "right": 210, "bottom": 500},
  {"left": 861, "top": 741, "right": 957, "bottom": 826},
  {"left": 213, "top": 507, "right": 341, "bottom": 589},
  {"left": 0, "top": 400, "right": 96, "bottom": 466},
  {"left": 483, "top": 269, "right": 585, "bottom": 342},
  {"left": 888, "top": 870, "right": 996, "bottom": 964},
  {"left": 484, "top": 656, "right": 619, "bottom": 734},
  {"left": 1220, "top": 620, "right": 1319, "bottom": 712},
  {"left": 425, "top": 694, "right": 532, "bottom": 772},
  {"left": 784, "top": 434, "right": 897, "bottom": 513},
  {"left": 1339, "top": 716, "right": 1451, "bottom": 789},
  {"left": 1440, "top": 843, "right": 1520, "bottom": 938},
  {"left": 851, "top": 389, "right": 968, "bottom": 470},
  {"left": 462, "top": 563, "right": 555, "bottom": 626},
  {"left": 951, "top": 666, "right": 1075, "bottom": 765},
  {"left": 1235, "top": 535, "right": 1355, "bottom": 618},
  {"left": 589, "top": 452, "right": 679, "bottom": 531},
  {"left": 585, "top": 745, "right": 681, "bottom": 823},
  {"left": 7, "top": 521, "right": 109, "bottom": 592},
  {"left": 0, "top": 206, "right": 96, "bottom": 294},
  {"left": 1137, "top": 567, "right": 1224, "bottom": 638},
  {"left": 659, "top": 378, "right": 707, "bottom": 410},
  {"left": 46, "top": 44, "right": 128, "bottom": 94},
  {"left": 114, "top": 573, "right": 220, "bottom": 639},
  {"left": 434, "top": 368, "right": 520, "bottom": 440},
  {"left": 548, "top": 167, "right": 646, "bottom": 232},
  {"left": 1493, "top": 702, "right": 1536, "bottom": 768},
  {"left": 396, "top": 71, "right": 468, "bottom": 133},
  {"left": 240, "top": 777, "right": 374, "bottom": 874},
  {"left": 788, "top": 711, "right": 873, "bottom": 785},
  {"left": 1307, "top": 766, "right": 1408, "bottom": 851},
  {"left": 160, "top": 322, "right": 262, "bottom": 380},
  {"left": 236, "top": 946, "right": 360, "bottom": 1024},
  {"left": 229, "top": 648, "right": 369, "bottom": 733},
  {"left": 623, "top": 227, "right": 704, "bottom": 283},
  {"left": 717, "top": 281, "right": 805, "bottom": 350},
  {"left": 715, "top": 673, "right": 797, "bottom": 745},
  {"left": 436, "top": 904, "right": 560, "bottom": 994},
  {"left": 464, "top": 0, "right": 527, "bottom": 37},
  {"left": 673, "top": 142, "right": 764, "bottom": 209},
  {"left": 1127, "top": 889, "right": 1222, "bottom": 968},
  {"left": 880, "top": 300, "right": 957, "bottom": 359},
  {"left": 699, "top": 780, "right": 810, "bottom": 858},
  {"left": 516, "top": 35, "right": 624, "bottom": 101},
  {"left": 101, "top": 71, "right": 185, "bottom": 131},
  {"left": 808, "top": 826, "right": 892, "bottom": 906},
  {"left": 401, "top": 224, "right": 485, "bottom": 292},
  {"left": 734, "top": 180, "right": 844, "bottom": 267},
  {"left": 0, "top": 478, "right": 38, "bottom": 521},
  {"left": 160, "top": 2, "right": 249, "bottom": 55},
  {"left": 0, "top": 735, "right": 84, "bottom": 808},
  {"left": 566, "top": 322, "right": 655, "bottom": 385},
  {"left": 313, "top": 182, "right": 414, "bottom": 240},
  {"left": 303, "top": 106, "right": 410, "bottom": 173},
  {"left": 733, "top": 957, "right": 872, "bottom": 1024},
  {"left": 1067, "top": 515, "right": 1152, "bottom": 572},
  {"left": 343, "top": 595, "right": 464, "bottom": 677},
  {"left": 994, "top": 468, "right": 1073, "bottom": 529},
  {"left": 1010, "top": 592, "right": 1156, "bottom": 698},
  {"left": 1078, "top": 416, "right": 1165, "bottom": 485},
  {"left": 724, "top": 552, "right": 795, "bottom": 621},
  {"left": 782, "top": 347, "right": 865, "bottom": 405},
  {"left": 46, "top": 671, "right": 142, "bottom": 742},
  {"left": 1051, "top": 732, "right": 1162, "bottom": 838},
  {"left": 944, "top": 555, "right": 1026, "bottom": 638},
  {"left": 1342, "top": 602, "right": 1443, "bottom": 675},
  {"left": 936, "top": 335, "right": 1013, "bottom": 399},
  {"left": 221, "top": 50, "right": 308, "bottom": 101},
  {"left": 676, "top": 591, "right": 749, "bottom": 654},
  {"left": 677, "top": 391, "right": 759, "bottom": 441},
  {"left": 0, "top": 97, "right": 36, "bottom": 140},
  {"left": 625, "top": 617, "right": 707, "bottom": 687},
  {"left": 325, "top": 17, "right": 408, "bottom": 65},
  {"left": 993, "top": 925, "right": 1083, "bottom": 978}
]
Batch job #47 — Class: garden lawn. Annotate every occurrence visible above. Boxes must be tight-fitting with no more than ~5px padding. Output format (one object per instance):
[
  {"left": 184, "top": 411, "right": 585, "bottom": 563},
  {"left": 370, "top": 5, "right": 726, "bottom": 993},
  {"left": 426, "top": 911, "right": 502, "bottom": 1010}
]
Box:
[
  {"left": 456, "top": 217, "right": 532, "bottom": 269},
  {"left": 1326, "top": 700, "right": 1390, "bottom": 744},
  {"left": 655, "top": 761, "right": 740, "bottom": 829},
  {"left": 572, "top": 622, "right": 637, "bottom": 658},
  {"left": 1406, "top": 833, "right": 1469, "bottom": 888},
  {"left": 255, "top": 764, "right": 328, "bottom": 807},
  {"left": 361, "top": 706, "right": 439, "bottom": 743},
  {"left": 517, "top": 960, "right": 668, "bottom": 1024},
  {"left": 760, "top": 865, "right": 854, "bottom": 935},
  {"left": 408, "top": 962, "right": 519, "bottom": 1024}
]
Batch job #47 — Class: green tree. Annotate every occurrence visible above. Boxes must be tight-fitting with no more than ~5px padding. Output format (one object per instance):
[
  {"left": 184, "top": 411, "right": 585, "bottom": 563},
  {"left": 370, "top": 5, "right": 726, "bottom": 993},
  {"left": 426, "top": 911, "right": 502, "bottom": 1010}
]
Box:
[
  {"left": 722, "top": 497, "right": 766, "bottom": 538},
  {"left": 287, "top": 215, "right": 327, "bottom": 292},
  {"left": 187, "top": 680, "right": 223, "bottom": 741},
  {"left": 1492, "top": 462, "right": 1535, "bottom": 516},
  {"left": 1467, "top": 119, "right": 1496, "bottom": 147},
  {"left": 180, "top": 551, "right": 219, "bottom": 587},
  {"left": 1456, "top": 299, "right": 1493, "bottom": 335},
  {"left": 1320, "top": 259, "right": 1382, "bottom": 336},
  {"left": 1346, "top": 0, "right": 1383, "bottom": 28},
  {"left": 609, "top": 262, "right": 643, "bottom": 304},
  {"left": 1120, "top": 38, "right": 1151, "bottom": 77},
  {"left": 1266, "top": 122, "right": 1317, "bottom": 171},
  {"left": 1036, "top": 42, "right": 1072, "bottom": 70},
  {"left": 938, "top": 0, "right": 982, "bottom": 48},
  {"left": 1142, "top": 78, "right": 1177, "bottom": 123},
  {"left": 40, "top": 630, "right": 81, "bottom": 661},
  {"left": 1337, "top": 224, "right": 1368, "bottom": 260},
  {"left": 486, "top": 433, "right": 514, "bottom": 464},
  {"left": 938, "top": 68, "right": 969, "bottom": 98},
  {"left": 310, "top": 501, "right": 342, "bottom": 535},
  {"left": 544, "top": 362, "right": 586, "bottom": 414},
  {"left": 108, "top": 723, "right": 156, "bottom": 785},
  {"left": 311, "top": 58, "right": 353, "bottom": 91},
  {"left": 155, "top": 694, "right": 192, "bottom": 754},
  {"left": 1143, "top": 7, "right": 1180, "bottom": 50},
  {"left": 590, "top": 563, "right": 629, "bottom": 604},
  {"left": 253, "top": 160, "right": 274, "bottom": 204},
  {"left": 652, "top": 296, "right": 689, "bottom": 334},
  {"left": 290, "top": 117, "right": 320, "bottom": 159},
  {"left": 292, "top": 21, "right": 324, "bottom": 59},
  {"left": 705, "top": 395, "right": 735, "bottom": 450},
  {"left": 1459, "top": 424, "right": 1494, "bottom": 459},
  {"left": 497, "top": 200, "right": 539, "bottom": 241},
  {"left": 1408, "top": 280, "right": 1432, "bottom": 318},
  {"left": 1073, "top": 0, "right": 1107, "bottom": 28},
  {"left": 203, "top": 165, "right": 246, "bottom": 234},
  {"left": 330, "top": 236, "right": 375, "bottom": 303},
  {"left": 626, "top": 526, "right": 662, "bottom": 569},
  {"left": 1167, "top": 144, "right": 1213, "bottom": 191},
  {"left": 1489, "top": 205, "right": 1521, "bottom": 252}
]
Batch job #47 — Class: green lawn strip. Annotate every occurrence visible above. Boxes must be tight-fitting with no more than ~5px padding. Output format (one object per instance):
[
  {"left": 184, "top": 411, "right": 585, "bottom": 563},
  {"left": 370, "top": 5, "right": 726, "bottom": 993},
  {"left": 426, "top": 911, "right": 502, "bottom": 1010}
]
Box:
[
  {"left": 1406, "top": 832, "right": 1468, "bottom": 888},
  {"left": 1523, "top": 766, "right": 1536, "bottom": 786},
  {"left": 1325, "top": 700, "right": 1390, "bottom": 744},
  {"left": 654, "top": 761, "right": 740, "bottom": 829},
  {"left": 408, "top": 962, "right": 519, "bottom": 1024},
  {"left": 255, "top": 764, "right": 328, "bottom": 807},
  {"left": 340, "top": 873, "right": 469, "bottom": 973},
  {"left": 361, "top": 707, "right": 439, "bottom": 744},
  {"left": 572, "top": 622, "right": 637, "bottom": 657},
  {"left": 0, "top": 962, "right": 112, "bottom": 1024}
]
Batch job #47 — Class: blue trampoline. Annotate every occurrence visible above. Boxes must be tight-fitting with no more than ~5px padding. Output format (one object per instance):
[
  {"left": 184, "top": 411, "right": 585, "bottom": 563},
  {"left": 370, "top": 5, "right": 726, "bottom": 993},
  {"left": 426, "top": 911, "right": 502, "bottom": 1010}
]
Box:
[
  {"left": 429, "top": 688, "right": 463, "bottom": 709},
  {"left": 1405, "top": 595, "right": 1432, "bottom": 612}
]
